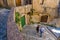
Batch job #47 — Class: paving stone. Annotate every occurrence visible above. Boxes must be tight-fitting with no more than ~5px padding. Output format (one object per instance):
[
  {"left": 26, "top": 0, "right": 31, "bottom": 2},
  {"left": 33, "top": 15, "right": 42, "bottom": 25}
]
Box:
[
  {"left": 7, "top": 8, "right": 23, "bottom": 40},
  {"left": 0, "top": 8, "right": 10, "bottom": 40}
]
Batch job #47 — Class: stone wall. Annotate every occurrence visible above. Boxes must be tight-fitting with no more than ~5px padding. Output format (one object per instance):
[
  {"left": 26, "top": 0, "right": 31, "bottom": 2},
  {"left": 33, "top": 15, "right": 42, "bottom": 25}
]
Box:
[
  {"left": 0, "top": 0, "right": 5, "bottom": 7},
  {"left": 7, "top": 0, "right": 15, "bottom": 7},
  {"left": 0, "top": 0, "right": 15, "bottom": 7},
  {"left": 15, "top": 5, "right": 32, "bottom": 24},
  {"left": 15, "top": 5, "right": 32, "bottom": 14},
  {"left": 33, "top": 0, "right": 59, "bottom": 18},
  {"left": 14, "top": 0, "right": 60, "bottom": 24}
]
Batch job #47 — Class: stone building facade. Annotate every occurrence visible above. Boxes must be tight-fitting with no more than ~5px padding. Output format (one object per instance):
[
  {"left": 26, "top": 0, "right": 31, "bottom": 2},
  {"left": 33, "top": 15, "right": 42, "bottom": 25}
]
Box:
[
  {"left": 13, "top": 0, "right": 60, "bottom": 31},
  {"left": 0, "top": 0, "right": 21, "bottom": 7},
  {"left": 1, "top": 0, "right": 60, "bottom": 27},
  {"left": 33, "top": 0, "right": 59, "bottom": 18},
  {"left": 14, "top": 0, "right": 60, "bottom": 25}
]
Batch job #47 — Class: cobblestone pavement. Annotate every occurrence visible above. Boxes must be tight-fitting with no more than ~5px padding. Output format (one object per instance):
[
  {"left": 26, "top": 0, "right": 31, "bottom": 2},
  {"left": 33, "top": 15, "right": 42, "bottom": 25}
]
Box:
[
  {"left": 0, "top": 9, "right": 10, "bottom": 40},
  {"left": 7, "top": 8, "right": 23, "bottom": 40},
  {"left": 21, "top": 25, "right": 44, "bottom": 40},
  {"left": 0, "top": 8, "right": 23, "bottom": 40}
]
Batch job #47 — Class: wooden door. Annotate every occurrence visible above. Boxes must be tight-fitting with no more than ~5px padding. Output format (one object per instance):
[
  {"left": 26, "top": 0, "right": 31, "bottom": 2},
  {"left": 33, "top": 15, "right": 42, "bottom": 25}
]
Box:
[
  {"left": 40, "top": 15, "right": 48, "bottom": 22},
  {"left": 16, "top": 0, "right": 21, "bottom": 6}
]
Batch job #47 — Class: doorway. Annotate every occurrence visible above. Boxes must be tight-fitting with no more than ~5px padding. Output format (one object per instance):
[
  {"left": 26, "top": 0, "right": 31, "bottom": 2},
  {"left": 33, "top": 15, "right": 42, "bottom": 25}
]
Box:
[
  {"left": 16, "top": 0, "right": 21, "bottom": 6},
  {"left": 20, "top": 16, "right": 26, "bottom": 27},
  {"left": 40, "top": 15, "right": 48, "bottom": 22}
]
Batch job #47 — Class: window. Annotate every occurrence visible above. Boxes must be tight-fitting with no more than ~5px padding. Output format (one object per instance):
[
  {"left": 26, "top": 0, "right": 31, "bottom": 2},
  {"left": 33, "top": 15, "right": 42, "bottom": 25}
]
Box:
[{"left": 24, "top": 0, "right": 32, "bottom": 5}]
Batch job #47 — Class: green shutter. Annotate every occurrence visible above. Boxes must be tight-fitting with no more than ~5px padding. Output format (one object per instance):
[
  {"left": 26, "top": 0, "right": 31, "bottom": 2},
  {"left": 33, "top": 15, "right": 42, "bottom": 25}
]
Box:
[{"left": 20, "top": 16, "right": 26, "bottom": 27}]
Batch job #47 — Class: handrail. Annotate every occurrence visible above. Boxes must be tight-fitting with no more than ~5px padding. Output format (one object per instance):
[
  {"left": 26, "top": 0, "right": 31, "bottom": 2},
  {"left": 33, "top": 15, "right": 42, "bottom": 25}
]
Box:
[
  {"left": 43, "top": 26, "right": 57, "bottom": 40},
  {"left": 47, "top": 27, "right": 57, "bottom": 37}
]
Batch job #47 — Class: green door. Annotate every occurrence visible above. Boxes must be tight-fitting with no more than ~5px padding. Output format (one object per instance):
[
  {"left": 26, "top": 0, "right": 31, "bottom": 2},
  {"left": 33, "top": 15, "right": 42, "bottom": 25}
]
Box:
[{"left": 20, "top": 16, "right": 26, "bottom": 27}]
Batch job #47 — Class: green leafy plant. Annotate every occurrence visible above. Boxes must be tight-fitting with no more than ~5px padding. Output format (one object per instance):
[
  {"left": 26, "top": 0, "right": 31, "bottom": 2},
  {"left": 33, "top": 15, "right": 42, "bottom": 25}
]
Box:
[{"left": 15, "top": 12, "right": 20, "bottom": 26}]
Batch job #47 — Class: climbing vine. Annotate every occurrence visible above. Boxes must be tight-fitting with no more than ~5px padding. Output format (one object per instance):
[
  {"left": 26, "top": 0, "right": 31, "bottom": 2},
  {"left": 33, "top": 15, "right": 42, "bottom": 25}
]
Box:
[{"left": 15, "top": 12, "right": 20, "bottom": 26}]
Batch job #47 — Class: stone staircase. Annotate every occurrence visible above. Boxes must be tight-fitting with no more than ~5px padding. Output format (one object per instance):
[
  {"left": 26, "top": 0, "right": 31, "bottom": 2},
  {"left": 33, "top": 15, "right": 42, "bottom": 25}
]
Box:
[{"left": 21, "top": 25, "right": 57, "bottom": 40}]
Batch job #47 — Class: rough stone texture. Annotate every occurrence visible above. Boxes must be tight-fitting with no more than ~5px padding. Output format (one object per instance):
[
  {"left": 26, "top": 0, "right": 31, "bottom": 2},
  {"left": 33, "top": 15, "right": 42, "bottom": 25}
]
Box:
[
  {"left": 7, "top": 0, "right": 15, "bottom": 7},
  {"left": 33, "top": 0, "right": 59, "bottom": 18},
  {"left": 0, "top": 9, "right": 10, "bottom": 40},
  {"left": 49, "top": 18, "right": 60, "bottom": 27}
]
